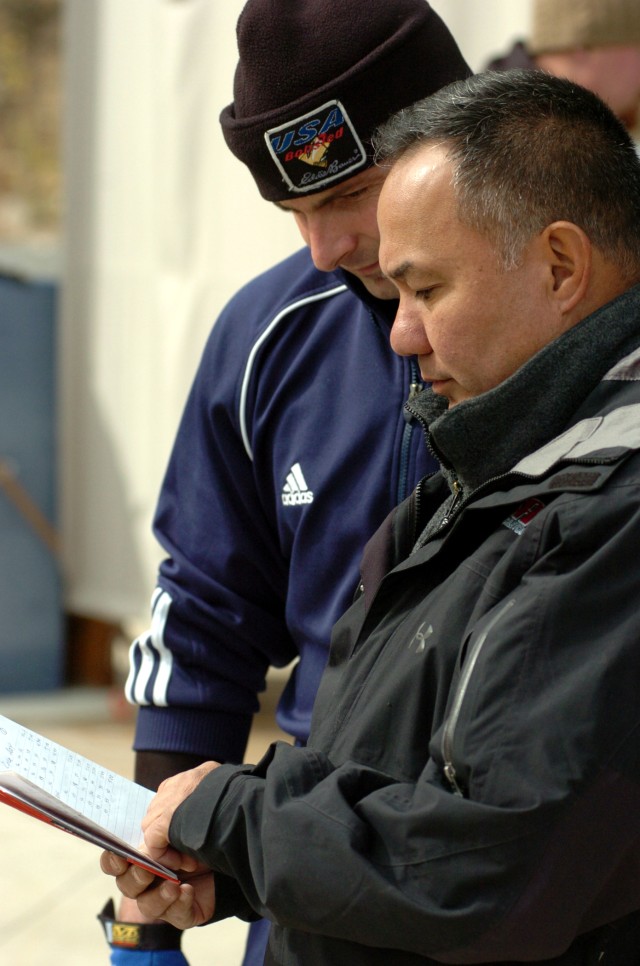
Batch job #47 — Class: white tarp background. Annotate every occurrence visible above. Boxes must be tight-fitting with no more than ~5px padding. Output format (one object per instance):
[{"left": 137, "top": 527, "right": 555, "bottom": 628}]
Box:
[{"left": 60, "top": 0, "right": 531, "bottom": 627}]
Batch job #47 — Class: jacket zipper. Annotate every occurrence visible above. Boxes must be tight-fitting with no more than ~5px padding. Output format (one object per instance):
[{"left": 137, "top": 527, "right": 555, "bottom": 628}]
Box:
[
  {"left": 397, "top": 359, "right": 423, "bottom": 504},
  {"left": 442, "top": 597, "right": 517, "bottom": 796},
  {"left": 441, "top": 478, "right": 462, "bottom": 527},
  {"left": 406, "top": 395, "right": 624, "bottom": 546}
]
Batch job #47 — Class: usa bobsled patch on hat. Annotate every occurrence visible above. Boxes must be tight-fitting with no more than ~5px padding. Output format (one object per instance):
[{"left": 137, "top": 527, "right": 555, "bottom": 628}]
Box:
[
  {"left": 220, "top": 0, "right": 471, "bottom": 201},
  {"left": 264, "top": 99, "right": 366, "bottom": 193}
]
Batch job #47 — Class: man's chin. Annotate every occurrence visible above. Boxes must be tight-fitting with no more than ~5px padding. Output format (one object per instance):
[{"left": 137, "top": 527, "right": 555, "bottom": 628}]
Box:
[{"left": 429, "top": 379, "right": 458, "bottom": 408}]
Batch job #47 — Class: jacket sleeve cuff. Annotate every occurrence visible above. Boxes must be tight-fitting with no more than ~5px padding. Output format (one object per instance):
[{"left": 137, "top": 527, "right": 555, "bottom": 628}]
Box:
[
  {"left": 169, "top": 762, "right": 254, "bottom": 859},
  {"left": 211, "top": 872, "right": 261, "bottom": 924},
  {"left": 133, "top": 706, "right": 253, "bottom": 764}
]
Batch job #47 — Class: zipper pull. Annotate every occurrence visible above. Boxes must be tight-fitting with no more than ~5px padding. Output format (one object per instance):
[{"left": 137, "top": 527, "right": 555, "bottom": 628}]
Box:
[
  {"left": 441, "top": 478, "right": 462, "bottom": 526},
  {"left": 444, "top": 762, "right": 464, "bottom": 797},
  {"left": 403, "top": 380, "right": 423, "bottom": 423}
]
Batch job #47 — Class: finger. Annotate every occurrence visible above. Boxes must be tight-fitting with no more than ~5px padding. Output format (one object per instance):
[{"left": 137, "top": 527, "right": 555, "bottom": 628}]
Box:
[
  {"left": 141, "top": 842, "right": 200, "bottom": 874},
  {"left": 100, "top": 850, "right": 130, "bottom": 877},
  {"left": 177, "top": 851, "right": 200, "bottom": 873},
  {"left": 137, "top": 881, "right": 199, "bottom": 929},
  {"left": 141, "top": 799, "right": 167, "bottom": 830},
  {"left": 114, "top": 862, "right": 157, "bottom": 900},
  {"left": 143, "top": 817, "right": 171, "bottom": 852},
  {"left": 157, "top": 846, "right": 200, "bottom": 873}
]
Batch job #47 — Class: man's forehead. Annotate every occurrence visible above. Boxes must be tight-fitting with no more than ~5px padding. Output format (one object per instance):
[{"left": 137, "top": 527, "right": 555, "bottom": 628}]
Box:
[
  {"left": 380, "top": 145, "right": 455, "bottom": 226},
  {"left": 388, "top": 142, "right": 453, "bottom": 189},
  {"left": 379, "top": 148, "right": 459, "bottom": 276}
]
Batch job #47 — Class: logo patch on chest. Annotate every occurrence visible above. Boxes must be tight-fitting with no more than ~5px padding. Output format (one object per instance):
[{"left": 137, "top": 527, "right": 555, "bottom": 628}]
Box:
[{"left": 502, "top": 497, "right": 545, "bottom": 535}]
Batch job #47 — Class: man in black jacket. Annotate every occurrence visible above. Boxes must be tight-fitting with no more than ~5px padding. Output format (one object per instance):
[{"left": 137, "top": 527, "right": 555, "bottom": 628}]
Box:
[{"left": 102, "top": 71, "right": 640, "bottom": 965}]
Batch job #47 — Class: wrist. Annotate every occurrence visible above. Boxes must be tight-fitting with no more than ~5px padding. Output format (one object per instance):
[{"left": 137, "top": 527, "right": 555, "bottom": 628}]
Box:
[{"left": 98, "top": 899, "right": 183, "bottom": 951}]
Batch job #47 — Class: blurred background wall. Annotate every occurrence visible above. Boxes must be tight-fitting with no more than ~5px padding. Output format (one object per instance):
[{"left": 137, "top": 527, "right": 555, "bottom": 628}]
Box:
[{"left": 0, "top": 0, "right": 532, "bottom": 687}]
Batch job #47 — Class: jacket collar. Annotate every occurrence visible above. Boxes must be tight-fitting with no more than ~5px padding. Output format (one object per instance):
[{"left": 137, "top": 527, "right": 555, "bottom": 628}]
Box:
[{"left": 335, "top": 267, "right": 398, "bottom": 330}]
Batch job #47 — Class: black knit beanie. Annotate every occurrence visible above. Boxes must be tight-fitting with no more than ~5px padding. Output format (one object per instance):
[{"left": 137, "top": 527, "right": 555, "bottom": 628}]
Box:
[{"left": 220, "top": 0, "right": 471, "bottom": 200}]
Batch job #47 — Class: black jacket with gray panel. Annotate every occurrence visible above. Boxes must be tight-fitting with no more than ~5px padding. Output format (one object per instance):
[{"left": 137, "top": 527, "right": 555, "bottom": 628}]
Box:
[{"left": 170, "top": 285, "right": 640, "bottom": 965}]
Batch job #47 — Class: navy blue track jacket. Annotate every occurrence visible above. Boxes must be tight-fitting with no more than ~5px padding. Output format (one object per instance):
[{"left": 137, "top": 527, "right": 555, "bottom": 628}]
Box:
[{"left": 126, "top": 246, "right": 434, "bottom": 761}]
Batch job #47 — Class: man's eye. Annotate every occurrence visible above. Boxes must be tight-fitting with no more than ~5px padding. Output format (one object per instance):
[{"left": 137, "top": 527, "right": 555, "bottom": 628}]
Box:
[{"left": 415, "top": 288, "right": 435, "bottom": 301}]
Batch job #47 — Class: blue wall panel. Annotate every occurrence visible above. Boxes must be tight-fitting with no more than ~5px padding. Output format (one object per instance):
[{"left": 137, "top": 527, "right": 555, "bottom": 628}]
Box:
[{"left": 0, "top": 273, "right": 63, "bottom": 692}]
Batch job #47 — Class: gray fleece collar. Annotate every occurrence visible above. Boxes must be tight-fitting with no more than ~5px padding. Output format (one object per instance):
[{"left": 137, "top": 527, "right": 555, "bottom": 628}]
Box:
[{"left": 406, "top": 284, "right": 640, "bottom": 495}]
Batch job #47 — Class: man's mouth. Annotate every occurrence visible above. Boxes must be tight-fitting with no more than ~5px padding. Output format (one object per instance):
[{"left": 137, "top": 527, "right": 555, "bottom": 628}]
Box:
[{"left": 425, "top": 377, "right": 450, "bottom": 394}]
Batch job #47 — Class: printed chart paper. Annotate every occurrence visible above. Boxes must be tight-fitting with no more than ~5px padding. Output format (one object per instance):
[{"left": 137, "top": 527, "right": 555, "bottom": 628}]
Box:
[{"left": 0, "top": 714, "right": 178, "bottom": 880}]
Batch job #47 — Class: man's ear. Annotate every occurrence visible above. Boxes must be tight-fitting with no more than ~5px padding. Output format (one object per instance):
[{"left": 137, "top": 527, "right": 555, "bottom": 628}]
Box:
[{"left": 541, "top": 221, "right": 591, "bottom": 314}]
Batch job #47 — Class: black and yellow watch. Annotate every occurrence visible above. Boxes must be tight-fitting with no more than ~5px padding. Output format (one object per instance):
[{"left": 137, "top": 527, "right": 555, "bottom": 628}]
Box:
[{"left": 98, "top": 899, "right": 183, "bottom": 951}]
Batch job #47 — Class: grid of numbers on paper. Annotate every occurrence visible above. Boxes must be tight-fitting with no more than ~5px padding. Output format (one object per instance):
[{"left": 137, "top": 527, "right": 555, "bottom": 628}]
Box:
[
  {"left": 2, "top": 726, "right": 116, "bottom": 828},
  {"left": 54, "top": 749, "right": 116, "bottom": 825},
  {"left": 0, "top": 719, "right": 153, "bottom": 846}
]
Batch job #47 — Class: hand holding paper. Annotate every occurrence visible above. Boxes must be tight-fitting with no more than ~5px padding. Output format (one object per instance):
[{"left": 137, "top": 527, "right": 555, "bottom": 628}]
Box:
[{"left": 101, "top": 763, "right": 220, "bottom": 928}]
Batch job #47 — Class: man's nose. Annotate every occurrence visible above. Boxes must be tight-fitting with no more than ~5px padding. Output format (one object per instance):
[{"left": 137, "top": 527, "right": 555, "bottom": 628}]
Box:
[
  {"left": 390, "top": 306, "right": 431, "bottom": 358},
  {"left": 304, "top": 214, "right": 358, "bottom": 273}
]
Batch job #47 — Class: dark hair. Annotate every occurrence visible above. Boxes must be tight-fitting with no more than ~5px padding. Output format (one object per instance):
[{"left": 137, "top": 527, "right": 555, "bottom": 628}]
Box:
[{"left": 374, "top": 69, "right": 640, "bottom": 279}]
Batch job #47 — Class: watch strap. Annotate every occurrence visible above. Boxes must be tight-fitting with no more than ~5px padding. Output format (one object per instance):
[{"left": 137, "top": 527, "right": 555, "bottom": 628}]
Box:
[{"left": 98, "top": 899, "right": 182, "bottom": 951}]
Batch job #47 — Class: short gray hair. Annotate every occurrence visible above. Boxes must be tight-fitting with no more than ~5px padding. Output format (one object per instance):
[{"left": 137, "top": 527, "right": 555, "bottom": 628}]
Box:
[{"left": 374, "top": 69, "right": 640, "bottom": 279}]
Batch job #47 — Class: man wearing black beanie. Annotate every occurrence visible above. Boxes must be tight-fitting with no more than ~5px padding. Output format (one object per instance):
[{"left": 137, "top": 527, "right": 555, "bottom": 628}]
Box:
[{"left": 100, "top": 3, "right": 470, "bottom": 964}]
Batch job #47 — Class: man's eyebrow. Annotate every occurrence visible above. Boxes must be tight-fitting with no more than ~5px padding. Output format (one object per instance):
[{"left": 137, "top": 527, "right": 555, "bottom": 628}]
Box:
[{"left": 385, "top": 261, "right": 413, "bottom": 281}]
